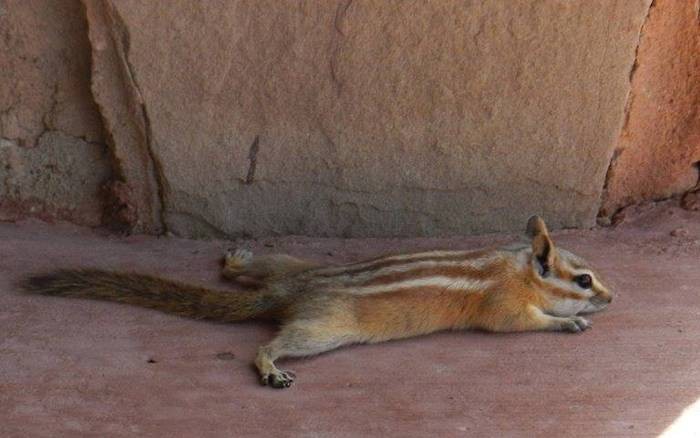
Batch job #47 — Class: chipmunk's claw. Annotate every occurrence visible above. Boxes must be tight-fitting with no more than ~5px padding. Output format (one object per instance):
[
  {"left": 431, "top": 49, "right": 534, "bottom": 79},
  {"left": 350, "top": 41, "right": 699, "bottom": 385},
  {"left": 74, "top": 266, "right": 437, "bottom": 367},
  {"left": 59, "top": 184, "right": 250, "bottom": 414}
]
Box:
[
  {"left": 261, "top": 370, "right": 296, "bottom": 389},
  {"left": 563, "top": 316, "right": 591, "bottom": 333}
]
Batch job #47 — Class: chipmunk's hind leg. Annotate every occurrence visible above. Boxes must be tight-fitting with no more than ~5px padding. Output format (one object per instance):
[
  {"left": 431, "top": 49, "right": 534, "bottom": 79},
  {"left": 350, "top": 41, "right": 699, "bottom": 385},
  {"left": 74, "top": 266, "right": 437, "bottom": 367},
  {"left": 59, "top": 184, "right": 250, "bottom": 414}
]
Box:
[
  {"left": 255, "top": 316, "right": 358, "bottom": 388},
  {"left": 223, "top": 249, "right": 319, "bottom": 282}
]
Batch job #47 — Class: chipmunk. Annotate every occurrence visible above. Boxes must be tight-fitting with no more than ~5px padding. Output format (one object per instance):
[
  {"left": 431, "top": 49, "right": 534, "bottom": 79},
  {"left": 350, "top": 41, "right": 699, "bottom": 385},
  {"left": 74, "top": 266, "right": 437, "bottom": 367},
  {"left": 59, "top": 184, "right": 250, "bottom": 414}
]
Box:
[{"left": 23, "top": 216, "right": 612, "bottom": 389}]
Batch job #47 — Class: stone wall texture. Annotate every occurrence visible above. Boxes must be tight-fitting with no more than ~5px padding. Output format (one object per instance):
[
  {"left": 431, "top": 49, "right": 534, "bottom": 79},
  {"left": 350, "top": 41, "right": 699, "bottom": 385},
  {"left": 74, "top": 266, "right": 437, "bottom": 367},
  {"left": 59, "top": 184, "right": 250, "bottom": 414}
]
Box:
[
  {"left": 0, "top": 0, "right": 111, "bottom": 225},
  {"left": 1, "top": 0, "right": 697, "bottom": 237}
]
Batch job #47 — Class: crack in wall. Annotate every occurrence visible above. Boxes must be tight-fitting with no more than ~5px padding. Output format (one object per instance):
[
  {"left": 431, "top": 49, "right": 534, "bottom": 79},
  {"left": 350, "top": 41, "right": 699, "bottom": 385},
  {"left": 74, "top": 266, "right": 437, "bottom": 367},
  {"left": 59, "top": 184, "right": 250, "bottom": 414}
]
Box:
[
  {"left": 691, "top": 161, "right": 700, "bottom": 191},
  {"left": 329, "top": 0, "right": 353, "bottom": 97},
  {"left": 40, "top": 83, "right": 59, "bottom": 136},
  {"left": 107, "top": 2, "right": 168, "bottom": 234},
  {"left": 82, "top": 0, "right": 167, "bottom": 233},
  {"left": 244, "top": 135, "right": 260, "bottom": 184},
  {"left": 598, "top": 0, "right": 656, "bottom": 217}
]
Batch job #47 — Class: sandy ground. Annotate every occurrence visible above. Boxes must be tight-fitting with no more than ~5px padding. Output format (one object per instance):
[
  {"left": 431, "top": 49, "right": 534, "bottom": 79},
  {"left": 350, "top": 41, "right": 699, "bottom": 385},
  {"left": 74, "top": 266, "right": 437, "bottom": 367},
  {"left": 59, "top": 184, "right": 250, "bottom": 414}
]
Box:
[{"left": 1, "top": 201, "right": 699, "bottom": 437}]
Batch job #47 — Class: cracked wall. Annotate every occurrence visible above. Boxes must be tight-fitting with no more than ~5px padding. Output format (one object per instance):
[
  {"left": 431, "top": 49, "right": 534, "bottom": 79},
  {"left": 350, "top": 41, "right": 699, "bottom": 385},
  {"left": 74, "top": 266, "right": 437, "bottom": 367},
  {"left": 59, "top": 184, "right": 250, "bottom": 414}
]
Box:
[
  {"left": 2, "top": 0, "right": 696, "bottom": 237},
  {"left": 83, "top": 1, "right": 164, "bottom": 233},
  {"left": 0, "top": 0, "right": 111, "bottom": 225},
  {"left": 601, "top": 0, "right": 700, "bottom": 216}
]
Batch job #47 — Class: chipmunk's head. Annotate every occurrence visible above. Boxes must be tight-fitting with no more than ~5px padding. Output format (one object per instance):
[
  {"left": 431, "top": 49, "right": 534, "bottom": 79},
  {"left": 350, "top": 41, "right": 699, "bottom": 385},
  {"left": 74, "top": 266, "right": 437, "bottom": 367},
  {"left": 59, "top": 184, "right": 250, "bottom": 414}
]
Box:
[{"left": 526, "top": 216, "right": 613, "bottom": 316}]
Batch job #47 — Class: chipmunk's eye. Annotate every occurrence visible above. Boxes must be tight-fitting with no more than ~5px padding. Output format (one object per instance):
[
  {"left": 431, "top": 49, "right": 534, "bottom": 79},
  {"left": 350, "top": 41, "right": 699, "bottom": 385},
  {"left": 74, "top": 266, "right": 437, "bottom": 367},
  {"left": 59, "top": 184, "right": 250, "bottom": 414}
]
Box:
[{"left": 574, "top": 274, "right": 592, "bottom": 289}]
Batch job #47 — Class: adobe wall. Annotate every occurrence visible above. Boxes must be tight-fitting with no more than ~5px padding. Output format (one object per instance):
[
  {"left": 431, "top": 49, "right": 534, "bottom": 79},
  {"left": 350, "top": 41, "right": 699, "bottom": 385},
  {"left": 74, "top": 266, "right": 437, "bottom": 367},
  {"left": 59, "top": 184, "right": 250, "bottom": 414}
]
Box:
[
  {"left": 1, "top": 0, "right": 696, "bottom": 237},
  {"left": 0, "top": 0, "right": 111, "bottom": 225}
]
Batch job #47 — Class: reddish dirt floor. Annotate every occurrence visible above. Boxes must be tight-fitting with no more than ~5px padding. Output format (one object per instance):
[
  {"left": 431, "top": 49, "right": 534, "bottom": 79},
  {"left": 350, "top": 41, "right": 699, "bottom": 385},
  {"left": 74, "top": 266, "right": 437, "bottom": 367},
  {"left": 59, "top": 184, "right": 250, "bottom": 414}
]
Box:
[{"left": 1, "top": 201, "right": 699, "bottom": 437}]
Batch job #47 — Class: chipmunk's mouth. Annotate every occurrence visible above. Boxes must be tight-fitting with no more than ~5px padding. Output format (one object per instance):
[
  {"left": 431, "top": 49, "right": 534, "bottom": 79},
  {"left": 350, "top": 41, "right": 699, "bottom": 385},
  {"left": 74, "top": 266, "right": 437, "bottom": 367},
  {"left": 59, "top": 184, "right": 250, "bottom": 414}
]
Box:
[
  {"left": 579, "top": 297, "right": 610, "bottom": 314},
  {"left": 591, "top": 296, "right": 610, "bottom": 306}
]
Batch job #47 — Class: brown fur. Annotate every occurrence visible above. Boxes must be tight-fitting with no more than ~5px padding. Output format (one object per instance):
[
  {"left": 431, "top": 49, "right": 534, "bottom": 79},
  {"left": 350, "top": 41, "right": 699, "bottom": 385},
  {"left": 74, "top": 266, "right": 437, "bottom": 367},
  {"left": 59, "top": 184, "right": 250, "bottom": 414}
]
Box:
[
  {"left": 22, "top": 216, "right": 612, "bottom": 389},
  {"left": 22, "top": 269, "right": 286, "bottom": 322}
]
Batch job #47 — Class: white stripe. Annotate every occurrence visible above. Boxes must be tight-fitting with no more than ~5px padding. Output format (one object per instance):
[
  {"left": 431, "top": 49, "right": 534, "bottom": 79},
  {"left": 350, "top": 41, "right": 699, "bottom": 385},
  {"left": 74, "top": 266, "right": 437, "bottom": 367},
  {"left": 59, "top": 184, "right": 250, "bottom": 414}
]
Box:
[
  {"left": 377, "top": 250, "right": 477, "bottom": 261},
  {"left": 363, "top": 256, "right": 498, "bottom": 279},
  {"left": 331, "top": 276, "right": 494, "bottom": 296},
  {"left": 313, "top": 250, "right": 486, "bottom": 276},
  {"left": 310, "top": 256, "right": 501, "bottom": 289}
]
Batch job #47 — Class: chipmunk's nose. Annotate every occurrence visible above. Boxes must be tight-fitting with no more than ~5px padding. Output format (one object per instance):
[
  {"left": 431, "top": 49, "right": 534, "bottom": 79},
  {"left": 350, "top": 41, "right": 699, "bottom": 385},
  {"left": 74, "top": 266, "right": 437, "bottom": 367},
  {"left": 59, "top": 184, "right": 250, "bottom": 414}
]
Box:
[{"left": 595, "top": 292, "right": 613, "bottom": 304}]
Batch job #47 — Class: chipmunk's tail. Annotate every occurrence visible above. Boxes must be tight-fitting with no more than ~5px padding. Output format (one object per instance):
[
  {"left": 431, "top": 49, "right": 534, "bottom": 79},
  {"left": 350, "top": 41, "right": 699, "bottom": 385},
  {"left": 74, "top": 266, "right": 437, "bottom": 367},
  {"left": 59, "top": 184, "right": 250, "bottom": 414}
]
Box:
[{"left": 22, "top": 269, "right": 280, "bottom": 322}]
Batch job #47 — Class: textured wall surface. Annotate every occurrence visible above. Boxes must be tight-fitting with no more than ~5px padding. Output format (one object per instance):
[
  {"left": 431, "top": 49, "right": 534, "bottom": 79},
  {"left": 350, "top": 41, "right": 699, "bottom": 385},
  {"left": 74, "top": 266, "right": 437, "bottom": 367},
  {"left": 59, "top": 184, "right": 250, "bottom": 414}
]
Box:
[
  {"left": 2, "top": 0, "right": 696, "bottom": 237},
  {"left": 601, "top": 0, "right": 700, "bottom": 216},
  {"left": 89, "top": 0, "right": 651, "bottom": 237},
  {"left": 0, "top": 0, "right": 111, "bottom": 225}
]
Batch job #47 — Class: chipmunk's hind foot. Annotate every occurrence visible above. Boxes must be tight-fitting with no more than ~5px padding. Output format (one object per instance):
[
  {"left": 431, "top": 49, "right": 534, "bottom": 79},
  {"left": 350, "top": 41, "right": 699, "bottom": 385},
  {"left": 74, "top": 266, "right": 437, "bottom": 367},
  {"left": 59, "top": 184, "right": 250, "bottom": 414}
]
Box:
[
  {"left": 254, "top": 308, "right": 359, "bottom": 389},
  {"left": 260, "top": 370, "right": 296, "bottom": 389},
  {"left": 225, "top": 248, "right": 253, "bottom": 267},
  {"left": 223, "top": 248, "right": 321, "bottom": 282},
  {"left": 222, "top": 248, "right": 255, "bottom": 280}
]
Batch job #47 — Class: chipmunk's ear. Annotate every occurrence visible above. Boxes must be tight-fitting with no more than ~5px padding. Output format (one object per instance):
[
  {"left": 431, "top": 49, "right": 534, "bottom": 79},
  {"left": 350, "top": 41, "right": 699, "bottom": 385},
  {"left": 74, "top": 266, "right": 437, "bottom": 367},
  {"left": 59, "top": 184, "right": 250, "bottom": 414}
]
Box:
[{"left": 526, "top": 216, "right": 555, "bottom": 276}]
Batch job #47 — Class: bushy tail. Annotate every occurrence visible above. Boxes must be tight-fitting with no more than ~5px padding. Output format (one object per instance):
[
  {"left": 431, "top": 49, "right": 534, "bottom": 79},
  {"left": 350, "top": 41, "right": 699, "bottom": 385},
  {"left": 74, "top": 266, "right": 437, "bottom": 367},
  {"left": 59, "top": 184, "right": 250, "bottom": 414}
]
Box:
[{"left": 22, "top": 269, "right": 279, "bottom": 322}]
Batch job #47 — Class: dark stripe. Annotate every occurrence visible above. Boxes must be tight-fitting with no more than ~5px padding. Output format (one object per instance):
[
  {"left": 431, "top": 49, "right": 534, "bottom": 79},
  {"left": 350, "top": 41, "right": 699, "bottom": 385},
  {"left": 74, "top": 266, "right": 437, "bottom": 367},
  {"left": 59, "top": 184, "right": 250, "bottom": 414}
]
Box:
[
  {"left": 365, "top": 263, "right": 500, "bottom": 286},
  {"left": 548, "top": 287, "right": 585, "bottom": 300},
  {"left": 312, "top": 250, "right": 491, "bottom": 277}
]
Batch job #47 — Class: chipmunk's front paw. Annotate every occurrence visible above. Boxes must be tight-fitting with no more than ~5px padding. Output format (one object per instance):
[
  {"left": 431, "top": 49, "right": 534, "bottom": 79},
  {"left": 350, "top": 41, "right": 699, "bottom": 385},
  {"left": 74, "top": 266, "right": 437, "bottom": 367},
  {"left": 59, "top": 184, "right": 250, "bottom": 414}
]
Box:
[
  {"left": 260, "top": 370, "right": 296, "bottom": 389},
  {"left": 562, "top": 316, "right": 591, "bottom": 333}
]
